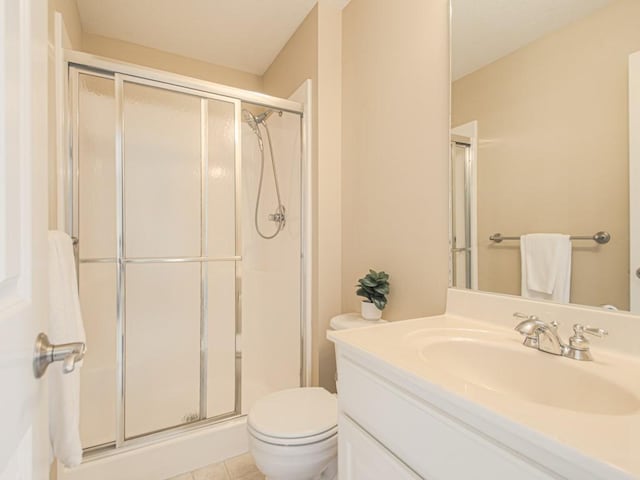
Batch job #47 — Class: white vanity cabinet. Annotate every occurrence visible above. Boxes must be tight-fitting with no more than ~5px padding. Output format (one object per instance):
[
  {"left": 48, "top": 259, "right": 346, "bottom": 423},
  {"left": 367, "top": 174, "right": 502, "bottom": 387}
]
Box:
[{"left": 336, "top": 351, "right": 556, "bottom": 480}]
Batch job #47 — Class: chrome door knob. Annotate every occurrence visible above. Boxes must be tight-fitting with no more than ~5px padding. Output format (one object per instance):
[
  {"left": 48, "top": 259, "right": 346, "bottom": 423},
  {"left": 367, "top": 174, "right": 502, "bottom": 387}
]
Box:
[{"left": 33, "top": 332, "right": 86, "bottom": 379}]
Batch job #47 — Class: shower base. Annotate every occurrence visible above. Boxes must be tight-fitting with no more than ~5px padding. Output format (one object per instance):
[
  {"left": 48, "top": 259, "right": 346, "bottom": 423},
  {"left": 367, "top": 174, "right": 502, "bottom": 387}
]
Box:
[{"left": 57, "top": 417, "right": 248, "bottom": 480}]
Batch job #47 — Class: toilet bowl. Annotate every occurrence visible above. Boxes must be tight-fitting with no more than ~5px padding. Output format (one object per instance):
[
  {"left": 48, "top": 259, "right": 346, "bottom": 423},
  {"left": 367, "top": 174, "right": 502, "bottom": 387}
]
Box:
[
  {"left": 248, "top": 387, "right": 338, "bottom": 480},
  {"left": 248, "top": 313, "right": 386, "bottom": 480}
]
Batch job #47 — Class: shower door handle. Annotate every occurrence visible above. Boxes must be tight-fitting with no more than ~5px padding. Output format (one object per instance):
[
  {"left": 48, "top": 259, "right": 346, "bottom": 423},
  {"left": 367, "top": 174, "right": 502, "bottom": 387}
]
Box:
[
  {"left": 33, "top": 332, "right": 86, "bottom": 379},
  {"left": 71, "top": 236, "right": 80, "bottom": 283}
]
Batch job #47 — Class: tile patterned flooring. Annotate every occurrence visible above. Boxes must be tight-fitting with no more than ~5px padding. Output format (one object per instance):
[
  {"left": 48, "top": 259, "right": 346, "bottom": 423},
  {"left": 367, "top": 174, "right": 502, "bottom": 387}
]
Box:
[{"left": 166, "top": 453, "right": 265, "bottom": 480}]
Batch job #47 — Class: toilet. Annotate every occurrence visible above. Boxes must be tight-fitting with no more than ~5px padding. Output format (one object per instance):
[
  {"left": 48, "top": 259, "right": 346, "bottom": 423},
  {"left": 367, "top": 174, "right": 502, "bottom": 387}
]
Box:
[{"left": 248, "top": 313, "right": 386, "bottom": 480}]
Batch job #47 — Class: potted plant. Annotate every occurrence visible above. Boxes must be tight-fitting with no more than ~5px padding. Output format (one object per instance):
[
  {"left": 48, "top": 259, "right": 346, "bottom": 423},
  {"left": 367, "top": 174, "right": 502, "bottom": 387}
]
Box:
[{"left": 356, "top": 269, "right": 390, "bottom": 320}]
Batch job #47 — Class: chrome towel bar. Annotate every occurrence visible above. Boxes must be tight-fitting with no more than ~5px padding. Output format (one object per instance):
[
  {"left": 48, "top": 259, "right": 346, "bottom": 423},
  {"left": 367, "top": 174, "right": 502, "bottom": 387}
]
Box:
[{"left": 490, "top": 231, "right": 611, "bottom": 244}]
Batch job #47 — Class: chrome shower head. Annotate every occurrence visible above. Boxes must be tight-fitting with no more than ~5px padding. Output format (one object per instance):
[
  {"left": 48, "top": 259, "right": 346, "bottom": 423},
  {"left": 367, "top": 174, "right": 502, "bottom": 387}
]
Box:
[
  {"left": 242, "top": 109, "right": 261, "bottom": 135},
  {"left": 242, "top": 109, "right": 264, "bottom": 150},
  {"left": 242, "top": 109, "right": 273, "bottom": 127},
  {"left": 254, "top": 110, "right": 274, "bottom": 124},
  {"left": 242, "top": 108, "right": 284, "bottom": 148}
]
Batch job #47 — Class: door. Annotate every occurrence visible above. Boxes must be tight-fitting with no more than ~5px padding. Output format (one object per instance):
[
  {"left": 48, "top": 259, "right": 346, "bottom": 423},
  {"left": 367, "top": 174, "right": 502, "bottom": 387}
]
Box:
[
  {"left": 0, "top": 1, "right": 49, "bottom": 479},
  {"left": 630, "top": 51, "right": 640, "bottom": 314}
]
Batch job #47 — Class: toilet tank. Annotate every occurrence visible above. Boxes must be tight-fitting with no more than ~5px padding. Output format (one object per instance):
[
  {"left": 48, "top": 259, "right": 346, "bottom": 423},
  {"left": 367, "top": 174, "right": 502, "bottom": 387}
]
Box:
[
  {"left": 329, "top": 313, "right": 387, "bottom": 331},
  {"left": 329, "top": 313, "right": 387, "bottom": 392}
]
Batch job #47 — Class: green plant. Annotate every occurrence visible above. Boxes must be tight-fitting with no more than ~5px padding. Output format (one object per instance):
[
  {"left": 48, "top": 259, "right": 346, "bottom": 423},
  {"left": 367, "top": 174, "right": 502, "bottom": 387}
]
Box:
[{"left": 356, "top": 269, "right": 390, "bottom": 310}]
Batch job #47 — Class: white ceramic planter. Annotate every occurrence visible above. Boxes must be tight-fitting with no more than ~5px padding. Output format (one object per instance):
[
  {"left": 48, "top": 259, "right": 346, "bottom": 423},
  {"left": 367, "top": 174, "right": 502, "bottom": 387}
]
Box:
[{"left": 361, "top": 301, "right": 383, "bottom": 320}]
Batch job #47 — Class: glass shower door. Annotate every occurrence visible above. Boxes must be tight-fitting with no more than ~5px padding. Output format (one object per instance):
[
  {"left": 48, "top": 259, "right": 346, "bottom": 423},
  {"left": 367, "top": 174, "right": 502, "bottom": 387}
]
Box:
[
  {"left": 73, "top": 68, "right": 241, "bottom": 449},
  {"left": 75, "top": 72, "right": 118, "bottom": 449},
  {"left": 450, "top": 137, "right": 472, "bottom": 288},
  {"left": 122, "top": 80, "right": 204, "bottom": 439}
]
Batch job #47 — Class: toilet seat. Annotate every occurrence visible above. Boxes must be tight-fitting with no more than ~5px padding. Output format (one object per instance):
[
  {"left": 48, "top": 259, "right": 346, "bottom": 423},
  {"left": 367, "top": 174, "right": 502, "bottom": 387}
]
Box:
[
  {"left": 248, "top": 423, "right": 337, "bottom": 446},
  {"left": 248, "top": 387, "right": 337, "bottom": 446}
]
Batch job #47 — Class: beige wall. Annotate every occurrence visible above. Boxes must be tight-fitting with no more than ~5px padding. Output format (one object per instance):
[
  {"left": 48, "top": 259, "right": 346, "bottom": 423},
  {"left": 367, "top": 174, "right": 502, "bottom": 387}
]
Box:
[
  {"left": 49, "top": 0, "right": 82, "bottom": 49},
  {"left": 342, "top": 0, "right": 450, "bottom": 320},
  {"left": 82, "top": 33, "right": 262, "bottom": 91},
  {"left": 452, "top": 0, "right": 640, "bottom": 309},
  {"left": 315, "top": 1, "right": 343, "bottom": 391}
]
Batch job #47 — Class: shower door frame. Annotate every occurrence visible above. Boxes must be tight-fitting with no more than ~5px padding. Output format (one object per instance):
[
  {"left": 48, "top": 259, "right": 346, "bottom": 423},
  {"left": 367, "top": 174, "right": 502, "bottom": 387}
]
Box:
[
  {"left": 60, "top": 50, "right": 311, "bottom": 459},
  {"left": 449, "top": 121, "right": 478, "bottom": 291}
]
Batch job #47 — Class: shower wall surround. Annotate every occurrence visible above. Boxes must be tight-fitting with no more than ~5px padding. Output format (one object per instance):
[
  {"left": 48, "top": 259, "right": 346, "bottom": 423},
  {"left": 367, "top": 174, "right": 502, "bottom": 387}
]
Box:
[{"left": 241, "top": 107, "right": 302, "bottom": 413}]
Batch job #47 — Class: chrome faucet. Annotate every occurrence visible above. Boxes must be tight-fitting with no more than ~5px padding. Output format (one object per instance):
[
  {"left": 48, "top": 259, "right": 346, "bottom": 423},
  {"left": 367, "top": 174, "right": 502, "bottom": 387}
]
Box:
[
  {"left": 513, "top": 312, "right": 607, "bottom": 361},
  {"left": 513, "top": 312, "right": 565, "bottom": 355}
]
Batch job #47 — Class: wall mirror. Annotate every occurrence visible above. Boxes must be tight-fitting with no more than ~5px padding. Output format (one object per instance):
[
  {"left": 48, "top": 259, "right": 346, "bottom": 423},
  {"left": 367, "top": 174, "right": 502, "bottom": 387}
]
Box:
[{"left": 450, "top": 0, "right": 640, "bottom": 313}]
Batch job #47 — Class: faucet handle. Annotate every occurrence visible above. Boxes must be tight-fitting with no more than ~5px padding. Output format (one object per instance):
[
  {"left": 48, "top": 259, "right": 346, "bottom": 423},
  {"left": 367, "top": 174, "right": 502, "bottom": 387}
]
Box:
[
  {"left": 513, "top": 312, "right": 539, "bottom": 321},
  {"left": 566, "top": 324, "right": 607, "bottom": 361},
  {"left": 573, "top": 324, "right": 608, "bottom": 338},
  {"left": 585, "top": 326, "right": 608, "bottom": 337}
]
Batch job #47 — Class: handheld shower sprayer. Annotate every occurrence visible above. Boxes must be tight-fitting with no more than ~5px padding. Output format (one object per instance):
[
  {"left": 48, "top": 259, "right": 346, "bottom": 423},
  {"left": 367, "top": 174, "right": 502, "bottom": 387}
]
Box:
[{"left": 242, "top": 108, "right": 286, "bottom": 239}]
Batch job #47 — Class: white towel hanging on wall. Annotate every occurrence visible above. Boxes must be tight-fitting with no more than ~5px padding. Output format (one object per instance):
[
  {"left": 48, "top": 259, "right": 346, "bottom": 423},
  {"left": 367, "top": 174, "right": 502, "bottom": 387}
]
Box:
[{"left": 520, "top": 233, "right": 572, "bottom": 303}]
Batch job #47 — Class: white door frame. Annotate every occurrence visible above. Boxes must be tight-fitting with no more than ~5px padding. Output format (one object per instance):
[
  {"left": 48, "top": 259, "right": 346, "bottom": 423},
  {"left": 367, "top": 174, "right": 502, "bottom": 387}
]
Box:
[{"left": 630, "top": 51, "right": 640, "bottom": 314}]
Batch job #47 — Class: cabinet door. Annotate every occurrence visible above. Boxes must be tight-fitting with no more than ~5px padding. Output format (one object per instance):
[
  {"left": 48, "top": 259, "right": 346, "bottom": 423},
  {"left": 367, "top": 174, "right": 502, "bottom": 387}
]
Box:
[
  {"left": 339, "top": 414, "right": 422, "bottom": 480},
  {"left": 339, "top": 356, "right": 557, "bottom": 479}
]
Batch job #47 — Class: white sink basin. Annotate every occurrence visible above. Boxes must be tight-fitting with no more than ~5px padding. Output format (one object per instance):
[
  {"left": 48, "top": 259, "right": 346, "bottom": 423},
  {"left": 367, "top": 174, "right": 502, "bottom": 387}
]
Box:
[{"left": 413, "top": 329, "right": 639, "bottom": 415}]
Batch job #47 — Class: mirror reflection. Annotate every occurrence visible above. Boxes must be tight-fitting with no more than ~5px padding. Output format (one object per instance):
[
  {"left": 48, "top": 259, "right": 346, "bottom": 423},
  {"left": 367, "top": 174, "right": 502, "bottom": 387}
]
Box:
[{"left": 450, "top": 0, "right": 640, "bottom": 313}]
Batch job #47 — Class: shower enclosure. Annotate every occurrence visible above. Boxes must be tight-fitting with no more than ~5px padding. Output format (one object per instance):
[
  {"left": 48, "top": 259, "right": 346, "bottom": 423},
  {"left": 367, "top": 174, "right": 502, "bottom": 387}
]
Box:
[
  {"left": 450, "top": 135, "right": 473, "bottom": 289},
  {"left": 61, "top": 52, "right": 309, "bottom": 475}
]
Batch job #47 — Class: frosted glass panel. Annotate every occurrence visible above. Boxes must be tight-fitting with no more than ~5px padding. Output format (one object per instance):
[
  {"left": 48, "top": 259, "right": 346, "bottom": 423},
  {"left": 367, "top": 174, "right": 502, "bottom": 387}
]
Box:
[
  {"left": 207, "top": 100, "right": 236, "bottom": 257},
  {"left": 123, "top": 82, "right": 201, "bottom": 258},
  {"left": 207, "top": 262, "right": 236, "bottom": 417},
  {"left": 78, "top": 263, "right": 117, "bottom": 448},
  {"left": 125, "top": 263, "right": 200, "bottom": 438},
  {"left": 78, "top": 74, "right": 116, "bottom": 259}
]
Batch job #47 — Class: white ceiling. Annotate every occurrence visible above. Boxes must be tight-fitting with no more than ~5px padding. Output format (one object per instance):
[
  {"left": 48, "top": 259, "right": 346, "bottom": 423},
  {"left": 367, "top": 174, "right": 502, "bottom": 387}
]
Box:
[
  {"left": 75, "top": 0, "right": 318, "bottom": 75},
  {"left": 76, "top": 0, "right": 611, "bottom": 80},
  {"left": 452, "top": 0, "right": 613, "bottom": 80}
]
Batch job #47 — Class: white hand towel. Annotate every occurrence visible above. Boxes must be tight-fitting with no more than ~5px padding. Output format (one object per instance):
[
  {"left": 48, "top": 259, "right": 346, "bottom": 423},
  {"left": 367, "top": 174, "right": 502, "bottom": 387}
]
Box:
[
  {"left": 48, "top": 231, "right": 85, "bottom": 468},
  {"left": 520, "top": 233, "right": 572, "bottom": 303}
]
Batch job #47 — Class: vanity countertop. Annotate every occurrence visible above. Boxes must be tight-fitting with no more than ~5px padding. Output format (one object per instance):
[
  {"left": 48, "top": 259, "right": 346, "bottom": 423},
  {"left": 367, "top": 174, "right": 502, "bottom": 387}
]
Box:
[{"left": 329, "top": 313, "right": 640, "bottom": 479}]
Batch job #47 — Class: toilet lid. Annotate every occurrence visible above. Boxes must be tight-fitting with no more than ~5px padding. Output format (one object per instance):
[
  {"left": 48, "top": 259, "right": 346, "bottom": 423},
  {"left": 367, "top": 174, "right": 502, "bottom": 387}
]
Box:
[{"left": 248, "top": 387, "right": 337, "bottom": 441}]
